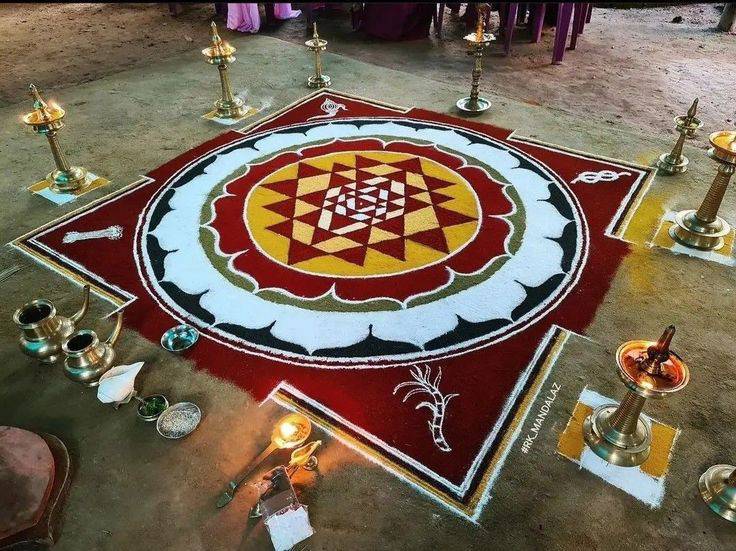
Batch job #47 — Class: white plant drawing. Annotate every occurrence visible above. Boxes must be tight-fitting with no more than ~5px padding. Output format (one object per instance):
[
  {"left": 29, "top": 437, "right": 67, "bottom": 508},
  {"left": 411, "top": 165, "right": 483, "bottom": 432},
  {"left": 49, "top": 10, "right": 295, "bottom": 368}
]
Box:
[
  {"left": 393, "top": 365, "right": 458, "bottom": 452},
  {"left": 307, "top": 98, "right": 347, "bottom": 121}
]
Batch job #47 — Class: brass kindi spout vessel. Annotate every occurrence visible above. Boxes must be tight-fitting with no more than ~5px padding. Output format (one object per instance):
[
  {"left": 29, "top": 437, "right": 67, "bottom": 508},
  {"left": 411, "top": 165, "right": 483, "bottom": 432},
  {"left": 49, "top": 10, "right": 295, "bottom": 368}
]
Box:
[
  {"left": 62, "top": 311, "right": 123, "bottom": 386},
  {"left": 13, "top": 285, "right": 90, "bottom": 364}
]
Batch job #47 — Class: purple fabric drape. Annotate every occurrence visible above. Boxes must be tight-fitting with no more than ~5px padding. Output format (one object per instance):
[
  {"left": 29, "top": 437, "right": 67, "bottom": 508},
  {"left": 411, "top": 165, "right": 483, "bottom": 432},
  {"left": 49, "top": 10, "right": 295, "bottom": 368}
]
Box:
[
  {"left": 227, "top": 3, "right": 260, "bottom": 33},
  {"left": 227, "top": 3, "right": 301, "bottom": 34},
  {"left": 361, "top": 2, "right": 435, "bottom": 41}
]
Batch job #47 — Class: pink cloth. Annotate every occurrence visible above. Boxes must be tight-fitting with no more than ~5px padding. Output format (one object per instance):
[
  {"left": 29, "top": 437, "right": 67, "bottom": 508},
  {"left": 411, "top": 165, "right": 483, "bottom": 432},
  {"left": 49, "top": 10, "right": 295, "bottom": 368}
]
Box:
[
  {"left": 227, "top": 3, "right": 260, "bottom": 33},
  {"left": 227, "top": 3, "right": 301, "bottom": 34}
]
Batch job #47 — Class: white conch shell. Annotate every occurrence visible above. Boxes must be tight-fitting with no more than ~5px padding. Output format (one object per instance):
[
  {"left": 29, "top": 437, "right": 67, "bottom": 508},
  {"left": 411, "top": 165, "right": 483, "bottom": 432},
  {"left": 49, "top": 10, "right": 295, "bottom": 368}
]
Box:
[{"left": 97, "top": 361, "right": 145, "bottom": 404}]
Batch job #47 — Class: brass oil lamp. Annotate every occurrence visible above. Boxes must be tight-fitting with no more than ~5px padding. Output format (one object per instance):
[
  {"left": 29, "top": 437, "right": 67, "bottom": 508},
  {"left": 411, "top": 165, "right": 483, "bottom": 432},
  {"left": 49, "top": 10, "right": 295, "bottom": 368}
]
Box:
[
  {"left": 670, "top": 129, "right": 736, "bottom": 251},
  {"left": 22, "top": 84, "right": 89, "bottom": 193},
  {"left": 202, "top": 22, "right": 247, "bottom": 119},
  {"left": 657, "top": 98, "right": 703, "bottom": 175},
  {"left": 583, "top": 326, "right": 689, "bottom": 467},
  {"left": 457, "top": 4, "right": 496, "bottom": 114},
  {"left": 305, "top": 23, "right": 331, "bottom": 89},
  {"left": 700, "top": 463, "right": 736, "bottom": 523}
]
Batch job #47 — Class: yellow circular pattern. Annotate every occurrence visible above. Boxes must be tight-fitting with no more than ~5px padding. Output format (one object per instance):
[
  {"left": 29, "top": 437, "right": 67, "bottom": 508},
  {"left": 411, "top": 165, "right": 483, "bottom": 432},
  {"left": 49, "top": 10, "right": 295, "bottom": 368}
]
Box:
[{"left": 245, "top": 151, "right": 480, "bottom": 277}]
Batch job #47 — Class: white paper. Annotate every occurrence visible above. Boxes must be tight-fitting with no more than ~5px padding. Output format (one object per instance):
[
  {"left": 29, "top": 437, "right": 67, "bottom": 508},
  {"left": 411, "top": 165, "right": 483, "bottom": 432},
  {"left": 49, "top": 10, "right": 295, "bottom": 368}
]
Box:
[{"left": 264, "top": 505, "right": 314, "bottom": 551}]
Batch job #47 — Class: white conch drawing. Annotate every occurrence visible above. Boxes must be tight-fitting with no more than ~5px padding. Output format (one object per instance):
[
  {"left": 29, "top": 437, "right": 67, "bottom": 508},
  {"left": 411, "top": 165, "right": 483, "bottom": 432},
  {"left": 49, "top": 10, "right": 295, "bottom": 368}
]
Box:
[
  {"left": 63, "top": 225, "right": 123, "bottom": 244},
  {"left": 307, "top": 98, "right": 348, "bottom": 121},
  {"left": 393, "top": 364, "right": 458, "bottom": 452}
]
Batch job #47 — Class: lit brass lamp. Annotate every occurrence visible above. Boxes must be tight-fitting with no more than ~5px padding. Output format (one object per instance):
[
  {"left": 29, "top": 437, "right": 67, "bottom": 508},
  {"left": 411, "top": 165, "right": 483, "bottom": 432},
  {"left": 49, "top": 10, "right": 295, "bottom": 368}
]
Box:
[
  {"left": 22, "top": 84, "right": 88, "bottom": 193},
  {"left": 583, "top": 326, "right": 689, "bottom": 467},
  {"left": 457, "top": 4, "right": 496, "bottom": 114},
  {"left": 657, "top": 98, "right": 703, "bottom": 174},
  {"left": 216, "top": 412, "right": 312, "bottom": 508},
  {"left": 669, "top": 130, "right": 736, "bottom": 251},
  {"left": 305, "top": 23, "right": 330, "bottom": 89},
  {"left": 700, "top": 463, "right": 736, "bottom": 523},
  {"left": 202, "top": 22, "right": 247, "bottom": 119}
]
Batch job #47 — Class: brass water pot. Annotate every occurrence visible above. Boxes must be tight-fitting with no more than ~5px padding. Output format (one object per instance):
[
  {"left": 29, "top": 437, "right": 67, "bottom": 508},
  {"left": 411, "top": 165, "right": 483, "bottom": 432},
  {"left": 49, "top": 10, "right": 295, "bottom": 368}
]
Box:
[
  {"left": 62, "top": 311, "right": 123, "bottom": 386},
  {"left": 13, "top": 285, "right": 90, "bottom": 364}
]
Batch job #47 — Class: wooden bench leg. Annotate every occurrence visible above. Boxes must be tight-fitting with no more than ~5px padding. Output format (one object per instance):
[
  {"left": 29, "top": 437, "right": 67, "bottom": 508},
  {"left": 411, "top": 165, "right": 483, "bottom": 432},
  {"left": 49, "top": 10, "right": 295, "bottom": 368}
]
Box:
[{"left": 552, "top": 3, "right": 573, "bottom": 64}]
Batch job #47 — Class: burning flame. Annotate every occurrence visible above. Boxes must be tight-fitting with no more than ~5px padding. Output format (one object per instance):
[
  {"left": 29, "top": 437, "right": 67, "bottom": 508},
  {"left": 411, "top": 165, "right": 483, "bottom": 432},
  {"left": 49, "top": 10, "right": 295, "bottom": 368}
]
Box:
[{"left": 279, "top": 421, "right": 298, "bottom": 440}]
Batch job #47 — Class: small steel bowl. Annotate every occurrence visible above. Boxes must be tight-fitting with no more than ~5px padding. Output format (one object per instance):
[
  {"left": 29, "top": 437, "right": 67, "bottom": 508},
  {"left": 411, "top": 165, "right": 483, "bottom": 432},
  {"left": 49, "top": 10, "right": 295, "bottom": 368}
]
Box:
[
  {"left": 136, "top": 394, "right": 169, "bottom": 423},
  {"left": 160, "top": 324, "right": 199, "bottom": 353},
  {"left": 156, "top": 402, "right": 202, "bottom": 439}
]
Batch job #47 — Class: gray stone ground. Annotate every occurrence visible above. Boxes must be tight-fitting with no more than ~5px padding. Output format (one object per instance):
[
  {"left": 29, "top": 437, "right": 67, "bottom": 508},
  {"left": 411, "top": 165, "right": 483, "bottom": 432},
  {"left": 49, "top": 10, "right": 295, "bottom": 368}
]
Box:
[{"left": 0, "top": 32, "right": 735, "bottom": 551}]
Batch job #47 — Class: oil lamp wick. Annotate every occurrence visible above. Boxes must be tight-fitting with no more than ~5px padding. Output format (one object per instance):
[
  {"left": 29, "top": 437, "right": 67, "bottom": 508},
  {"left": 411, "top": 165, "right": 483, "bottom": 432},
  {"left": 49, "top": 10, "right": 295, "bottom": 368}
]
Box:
[
  {"left": 29, "top": 83, "right": 41, "bottom": 101},
  {"left": 687, "top": 98, "right": 698, "bottom": 118},
  {"left": 641, "top": 324, "right": 675, "bottom": 376}
]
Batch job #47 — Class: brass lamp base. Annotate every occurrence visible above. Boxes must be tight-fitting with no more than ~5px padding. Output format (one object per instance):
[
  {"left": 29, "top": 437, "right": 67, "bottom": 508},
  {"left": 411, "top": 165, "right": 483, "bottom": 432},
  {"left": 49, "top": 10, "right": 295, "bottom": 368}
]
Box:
[
  {"left": 307, "top": 74, "right": 331, "bottom": 89},
  {"left": 456, "top": 96, "right": 491, "bottom": 113},
  {"left": 699, "top": 464, "right": 736, "bottom": 523},
  {"left": 214, "top": 96, "right": 246, "bottom": 119},
  {"left": 582, "top": 404, "right": 651, "bottom": 467},
  {"left": 657, "top": 152, "right": 689, "bottom": 175},
  {"left": 47, "top": 166, "right": 88, "bottom": 193},
  {"left": 669, "top": 209, "right": 731, "bottom": 251}
]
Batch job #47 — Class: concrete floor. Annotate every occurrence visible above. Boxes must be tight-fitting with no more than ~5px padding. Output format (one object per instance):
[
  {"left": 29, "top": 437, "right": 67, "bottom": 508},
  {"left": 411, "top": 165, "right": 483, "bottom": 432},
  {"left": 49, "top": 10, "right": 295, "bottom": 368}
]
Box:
[
  {"left": 1, "top": 3, "right": 733, "bottom": 149},
  {"left": 1, "top": 5, "right": 736, "bottom": 551}
]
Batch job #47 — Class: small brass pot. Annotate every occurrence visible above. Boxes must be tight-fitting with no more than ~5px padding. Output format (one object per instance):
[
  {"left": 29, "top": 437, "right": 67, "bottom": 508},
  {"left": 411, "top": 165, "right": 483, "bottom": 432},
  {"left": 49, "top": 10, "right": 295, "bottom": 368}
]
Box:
[
  {"left": 62, "top": 311, "right": 123, "bottom": 386},
  {"left": 13, "top": 285, "right": 90, "bottom": 364}
]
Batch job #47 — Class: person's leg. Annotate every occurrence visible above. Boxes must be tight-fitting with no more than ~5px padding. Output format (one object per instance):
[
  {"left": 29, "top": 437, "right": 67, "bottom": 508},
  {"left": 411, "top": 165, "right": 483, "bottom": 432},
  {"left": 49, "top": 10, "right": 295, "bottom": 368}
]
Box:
[
  {"left": 214, "top": 2, "right": 227, "bottom": 19},
  {"left": 462, "top": 2, "right": 478, "bottom": 30}
]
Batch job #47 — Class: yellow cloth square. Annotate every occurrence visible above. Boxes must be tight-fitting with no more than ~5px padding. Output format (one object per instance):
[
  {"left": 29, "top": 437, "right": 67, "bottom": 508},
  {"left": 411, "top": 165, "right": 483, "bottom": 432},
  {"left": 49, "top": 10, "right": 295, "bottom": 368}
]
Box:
[
  {"left": 557, "top": 400, "right": 677, "bottom": 479},
  {"left": 28, "top": 173, "right": 110, "bottom": 205},
  {"left": 202, "top": 105, "right": 259, "bottom": 126}
]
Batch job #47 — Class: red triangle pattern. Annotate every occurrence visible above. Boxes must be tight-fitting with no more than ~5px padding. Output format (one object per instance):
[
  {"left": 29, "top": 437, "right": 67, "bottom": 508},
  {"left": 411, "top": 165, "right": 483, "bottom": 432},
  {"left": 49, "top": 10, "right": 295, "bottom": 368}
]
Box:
[
  {"left": 371, "top": 237, "right": 406, "bottom": 261},
  {"left": 297, "top": 162, "right": 329, "bottom": 179},
  {"left": 407, "top": 227, "right": 450, "bottom": 253}
]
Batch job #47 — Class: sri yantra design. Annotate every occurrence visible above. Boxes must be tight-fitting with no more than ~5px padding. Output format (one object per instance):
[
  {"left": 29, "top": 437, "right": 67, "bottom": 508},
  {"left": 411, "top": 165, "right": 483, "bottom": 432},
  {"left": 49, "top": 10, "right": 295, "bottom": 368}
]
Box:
[{"left": 13, "top": 91, "right": 653, "bottom": 519}]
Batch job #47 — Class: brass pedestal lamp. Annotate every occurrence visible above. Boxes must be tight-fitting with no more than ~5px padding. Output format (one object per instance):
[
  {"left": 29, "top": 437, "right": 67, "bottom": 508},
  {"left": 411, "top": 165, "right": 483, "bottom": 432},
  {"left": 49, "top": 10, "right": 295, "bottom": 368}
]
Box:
[
  {"left": 22, "top": 84, "right": 88, "bottom": 193},
  {"left": 583, "top": 326, "right": 689, "bottom": 467},
  {"left": 657, "top": 99, "right": 703, "bottom": 175},
  {"left": 305, "top": 23, "right": 330, "bottom": 89},
  {"left": 457, "top": 4, "right": 496, "bottom": 113},
  {"left": 670, "top": 130, "right": 736, "bottom": 251},
  {"left": 700, "top": 464, "right": 736, "bottom": 523},
  {"left": 202, "top": 22, "right": 247, "bottom": 119}
]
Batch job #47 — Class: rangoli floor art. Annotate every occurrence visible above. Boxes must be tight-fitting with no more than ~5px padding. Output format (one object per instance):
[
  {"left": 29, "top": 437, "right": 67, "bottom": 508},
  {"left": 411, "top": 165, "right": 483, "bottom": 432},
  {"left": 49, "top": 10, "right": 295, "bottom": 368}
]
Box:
[{"left": 13, "top": 91, "right": 654, "bottom": 519}]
